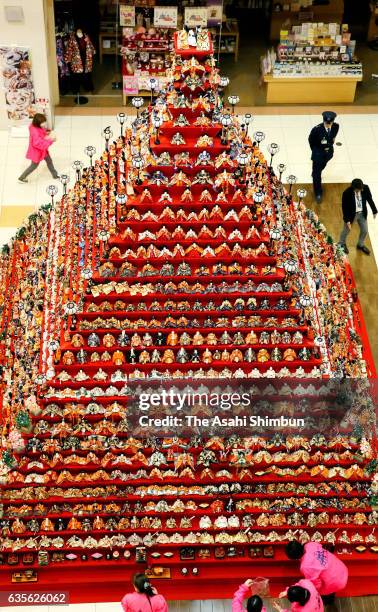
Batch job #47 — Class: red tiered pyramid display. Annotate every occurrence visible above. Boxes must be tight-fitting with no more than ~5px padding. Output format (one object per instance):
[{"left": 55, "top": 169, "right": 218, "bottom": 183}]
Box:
[{"left": 0, "top": 28, "right": 377, "bottom": 603}]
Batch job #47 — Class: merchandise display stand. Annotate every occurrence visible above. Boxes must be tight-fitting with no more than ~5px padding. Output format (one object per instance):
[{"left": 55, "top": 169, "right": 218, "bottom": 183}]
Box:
[
  {"left": 264, "top": 22, "right": 363, "bottom": 104},
  {"left": 264, "top": 74, "right": 362, "bottom": 103},
  {"left": 121, "top": 28, "right": 173, "bottom": 106},
  {"left": 269, "top": 0, "right": 344, "bottom": 41},
  {"left": 0, "top": 25, "right": 377, "bottom": 605}
]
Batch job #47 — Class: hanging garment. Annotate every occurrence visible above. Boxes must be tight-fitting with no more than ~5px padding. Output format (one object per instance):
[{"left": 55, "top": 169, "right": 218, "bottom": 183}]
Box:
[
  {"left": 56, "top": 36, "right": 70, "bottom": 78},
  {"left": 64, "top": 33, "right": 95, "bottom": 74}
]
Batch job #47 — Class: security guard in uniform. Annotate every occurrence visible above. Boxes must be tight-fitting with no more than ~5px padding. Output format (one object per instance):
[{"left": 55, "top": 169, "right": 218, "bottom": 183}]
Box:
[{"left": 308, "top": 111, "right": 339, "bottom": 203}]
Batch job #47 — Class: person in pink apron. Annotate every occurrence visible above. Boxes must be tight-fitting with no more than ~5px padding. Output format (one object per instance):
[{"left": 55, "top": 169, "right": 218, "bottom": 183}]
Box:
[
  {"left": 286, "top": 540, "right": 348, "bottom": 603},
  {"left": 232, "top": 579, "right": 267, "bottom": 612},
  {"left": 273, "top": 579, "right": 324, "bottom": 612},
  {"left": 121, "top": 573, "right": 168, "bottom": 612}
]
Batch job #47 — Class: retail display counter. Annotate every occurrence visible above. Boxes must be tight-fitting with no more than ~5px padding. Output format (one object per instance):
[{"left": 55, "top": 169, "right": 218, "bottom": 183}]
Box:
[{"left": 264, "top": 74, "right": 362, "bottom": 103}]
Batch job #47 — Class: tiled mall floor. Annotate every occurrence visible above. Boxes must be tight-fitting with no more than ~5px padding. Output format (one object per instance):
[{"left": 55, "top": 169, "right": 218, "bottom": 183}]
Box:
[{"left": 0, "top": 111, "right": 378, "bottom": 265}]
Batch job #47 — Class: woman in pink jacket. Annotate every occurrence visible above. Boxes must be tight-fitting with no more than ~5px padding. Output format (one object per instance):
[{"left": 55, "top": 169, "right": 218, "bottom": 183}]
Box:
[
  {"left": 18, "top": 113, "right": 59, "bottom": 183},
  {"left": 285, "top": 540, "right": 348, "bottom": 602},
  {"left": 232, "top": 579, "right": 267, "bottom": 612},
  {"left": 273, "top": 579, "right": 323, "bottom": 612},
  {"left": 121, "top": 573, "right": 168, "bottom": 612}
]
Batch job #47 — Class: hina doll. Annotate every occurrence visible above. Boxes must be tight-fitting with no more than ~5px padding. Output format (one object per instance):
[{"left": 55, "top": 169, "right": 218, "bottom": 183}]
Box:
[
  {"left": 140, "top": 188, "right": 152, "bottom": 202},
  {"left": 181, "top": 188, "right": 193, "bottom": 203},
  {"left": 169, "top": 170, "right": 191, "bottom": 187},
  {"left": 159, "top": 191, "right": 173, "bottom": 204},
  {"left": 215, "top": 170, "right": 235, "bottom": 192}
]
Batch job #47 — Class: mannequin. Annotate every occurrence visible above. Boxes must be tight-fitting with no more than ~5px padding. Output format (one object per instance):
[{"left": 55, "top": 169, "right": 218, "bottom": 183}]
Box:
[{"left": 64, "top": 27, "right": 96, "bottom": 97}]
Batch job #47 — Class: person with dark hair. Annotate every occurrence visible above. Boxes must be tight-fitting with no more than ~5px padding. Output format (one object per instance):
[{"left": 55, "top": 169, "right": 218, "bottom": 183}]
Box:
[
  {"left": 338, "top": 178, "right": 377, "bottom": 255},
  {"left": 121, "top": 573, "right": 168, "bottom": 612},
  {"left": 308, "top": 111, "right": 339, "bottom": 203},
  {"left": 285, "top": 540, "right": 348, "bottom": 602},
  {"left": 18, "top": 113, "right": 59, "bottom": 183},
  {"left": 232, "top": 579, "right": 267, "bottom": 612},
  {"left": 273, "top": 579, "right": 323, "bottom": 612}
]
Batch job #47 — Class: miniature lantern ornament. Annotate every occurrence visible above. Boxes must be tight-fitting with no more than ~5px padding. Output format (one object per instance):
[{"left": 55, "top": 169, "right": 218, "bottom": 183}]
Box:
[
  {"left": 277, "top": 163, "right": 286, "bottom": 181},
  {"left": 287, "top": 174, "right": 297, "bottom": 194},
  {"left": 149, "top": 78, "right": 157, "bottom": 103},
  {"left": 64, "top": 301, "right": 78, "bottom": 315},
  {"left": 72, "top": 160, "right": 83, "bottom": 181},
  {"left": 297, "top": 188, "right": 307, "bottom": 203},
  {"left": 60, "top": 174, "right": 69, "bottom": 195},
  {"left": 102, "top": 127, "right": 113, "bottom": 152},
  {"left": 268, "top": 143, "right": 280, "bottom": 169},
  {"left": 152, "top": 114, "right": 163, "bottom": 145},
  {"left": 98, "top": 229, "right": 110, "bottom": 242},
  {"left": 284, "top": 258, "right": 297, "bottom": 273},
  {"left": 117, "top": 112, "right": 126, "bottom": 137},
  {"left": 253, "top": 191, "right": 265, "bottom": 204},
  {"left": 270, "top": 227, "right": 282, "bottom": 241},
  {"left": 84, "top": 145, "right": 96, "bottom": 167},
  {"left": 237, "top": 152, "right": 250, "bottom": 183},
  {"left": 227, "top": 95, "right": 239, "bottom": 114},
  {"left": 132, "top": 96, "right": 144, "bottom": 118},
  {"left": 46, "top": 184, "right": 58, "bottom": 206},
  {"left": 132, "top": 155, "right": 144, "bottom": 185},
  {"left": 253, "top": 131, "right": 265, "bottom": 147},
  {"left": 221, "top": 113, "right": 232, "bottom": 145},
  {"left": 299, "top": 294, "right": 312, "bottom": 308},
  {"left": 219, "top": 76, "right": 229, "bottom": 89},
  {"left": 116, "top": 193, "right": 127, "bottom": 205},
  {"left": 81, "top": 268, "right": 93, "bottom": 280}
]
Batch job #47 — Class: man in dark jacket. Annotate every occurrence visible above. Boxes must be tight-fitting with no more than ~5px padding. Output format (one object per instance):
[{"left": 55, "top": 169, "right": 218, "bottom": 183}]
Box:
[
  {"left": 339, "top": 178, "right": 377, "bottom": 255},
  {"left": 308, "top": 111, "right": 339, "bottom": 203}
]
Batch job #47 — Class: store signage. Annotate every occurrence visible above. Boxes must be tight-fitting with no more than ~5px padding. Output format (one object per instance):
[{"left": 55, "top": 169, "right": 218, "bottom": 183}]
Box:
[
  {"left": 207, "top": 0, "right": 223, "bottom": 26},
  {"left": 0, "top": 45, "right": 36, "bottom": 122},
  {"left": 123, "top": 75, "right": 139, "bottom": 95},
  {"left": 154, "top": 6, "right": 178, "bottom": 28},
  {"left": 120, "top": 5, "right": 136, "bottom": 27},
  {"left": 184, "top": 7, "right": 208, "bottom": 28}
]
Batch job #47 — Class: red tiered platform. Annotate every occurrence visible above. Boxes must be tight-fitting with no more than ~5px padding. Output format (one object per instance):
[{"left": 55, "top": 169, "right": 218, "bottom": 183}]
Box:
[{"left": 0, "top": 29, "right": 377, "bottom": 604}]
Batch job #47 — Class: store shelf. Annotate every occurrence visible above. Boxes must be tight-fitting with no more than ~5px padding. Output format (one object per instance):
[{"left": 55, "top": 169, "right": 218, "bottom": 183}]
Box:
[
  {"left": 269, "top": 0, "right": 344, "bottom": 40},
  {"left": 98, "top": 32, "right": 122, "bottom": 63},
  {"left": 211, "top": 22, "right": 239, "bottom": 62}
]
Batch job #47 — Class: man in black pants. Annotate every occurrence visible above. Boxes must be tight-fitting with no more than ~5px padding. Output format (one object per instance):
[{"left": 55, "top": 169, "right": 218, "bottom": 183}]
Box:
[
  {"left": 339, "top": 178, "right": 377, "bottom": 255},
  {"left": 308, "top": 111, "right": 339, "bottom": 203}
]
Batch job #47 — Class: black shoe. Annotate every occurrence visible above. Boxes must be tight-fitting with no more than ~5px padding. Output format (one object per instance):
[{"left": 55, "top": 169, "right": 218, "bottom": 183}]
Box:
[
  {"left": 53, "top": 174, "right": 60, "bottom": 179},
  {"left": 357, "top": 245, "right": 370, "bottom": 255},
  {"left": 18, "top": 177, "right": 28, "bottom": 183},
  {"left": 339, "top": 243, "right": 349, "bottom": 254},
  {"left": 315, "top": 194, "right": 322, "bottom": 203}
]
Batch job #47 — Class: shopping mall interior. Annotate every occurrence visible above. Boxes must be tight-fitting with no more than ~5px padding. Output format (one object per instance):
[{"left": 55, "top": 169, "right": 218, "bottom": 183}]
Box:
[{"left": 0, "top": 1, "right": 377, "bottom": 611}]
